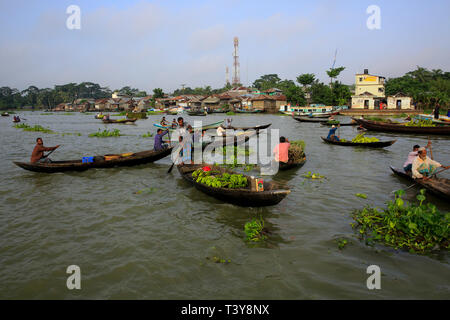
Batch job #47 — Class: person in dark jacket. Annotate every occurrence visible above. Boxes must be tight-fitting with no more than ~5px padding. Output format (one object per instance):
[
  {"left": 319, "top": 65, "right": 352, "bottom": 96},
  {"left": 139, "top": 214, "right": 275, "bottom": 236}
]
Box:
[{"left": 154, "top": 129, "right": 169, "bottom": 151}]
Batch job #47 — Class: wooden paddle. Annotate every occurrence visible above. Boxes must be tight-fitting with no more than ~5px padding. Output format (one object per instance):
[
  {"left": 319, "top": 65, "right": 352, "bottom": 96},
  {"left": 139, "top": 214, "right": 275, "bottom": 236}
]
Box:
[
  {"left": 42, "top": 148, "right": 57, "bottom": 159},
  {"left": 167, "top": 145, "right": 182, "bottom": 173}
]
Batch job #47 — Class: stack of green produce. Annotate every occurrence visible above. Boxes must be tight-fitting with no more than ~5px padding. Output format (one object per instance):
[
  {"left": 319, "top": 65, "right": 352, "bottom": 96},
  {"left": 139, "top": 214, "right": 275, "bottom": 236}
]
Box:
[
  {"left": 288, "top": 140, "right": 305, "bottom": 162},
  {"left": 192, "top": 169, "right": 248, "bottom": 189},
  {"left": 405, "top": 119, "right": 436, "bottom": 127},
  {"left": 350, "top": 133, "right": 379, "bottom": 143},
  {"left": 326, "top": 120, "right": 340, "bottom": 125}
]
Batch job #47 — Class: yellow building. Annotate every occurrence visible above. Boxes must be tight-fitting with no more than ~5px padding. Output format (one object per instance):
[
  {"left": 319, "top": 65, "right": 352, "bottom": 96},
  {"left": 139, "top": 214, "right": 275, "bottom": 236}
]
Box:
[{"left": 354, "top": 69, "right": 385, "bottom": 97}]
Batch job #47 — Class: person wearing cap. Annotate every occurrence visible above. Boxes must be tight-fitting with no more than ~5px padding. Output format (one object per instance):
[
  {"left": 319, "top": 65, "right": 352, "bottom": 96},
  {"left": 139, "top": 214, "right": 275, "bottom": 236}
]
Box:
[
  {"left": 412, "top": 147, "right": 449, "bottom": 180},
  {"left": 326, "top": 124, "right": 340, "bottom": 141}
]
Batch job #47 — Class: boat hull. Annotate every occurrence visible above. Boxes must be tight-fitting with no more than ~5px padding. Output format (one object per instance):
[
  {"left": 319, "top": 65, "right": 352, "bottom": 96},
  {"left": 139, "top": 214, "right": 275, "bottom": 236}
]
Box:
[
  {"left": 321, "top": 137, "right": 396, "bottom": 148},
  {"left": 354, "top": 118, "right": 450, "bottom": 135},
  {"left": 390, "top": 166, "right": 450, "bottom": 201},
  {"left": 177, "top": 164, "right": 290, "bottom": 206},
  {"left": 13, "top": 147, "right": 173, "bottom": 173}
]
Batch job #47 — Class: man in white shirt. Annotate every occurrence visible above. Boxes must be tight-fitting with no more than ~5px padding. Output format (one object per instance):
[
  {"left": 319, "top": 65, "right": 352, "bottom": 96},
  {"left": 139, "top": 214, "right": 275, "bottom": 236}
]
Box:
[{"left": 412, "top": 147, "right": 449, "bottom": 180}]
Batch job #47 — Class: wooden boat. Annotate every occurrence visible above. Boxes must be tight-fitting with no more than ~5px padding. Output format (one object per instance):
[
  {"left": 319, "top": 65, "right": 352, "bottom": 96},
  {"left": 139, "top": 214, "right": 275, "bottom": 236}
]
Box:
[
  {"left": 390, "top": 166, "right": 450, "bottom": 201},
  {"left": 235, "top": 108, "right": 263, "bottom": 114},
  {"left": 12, "top": 119, "right": 21, "bottom": 123},
  {"left": 102, "top": 118, "right": 137, "bottom": 124},
  {"left": 293, "top": 116, "right": 330, "bottom": 123},
  {"left": 353, "top": 118, "right": 450, "bottom": 135},
  {"left": 204, "top": 131, "right": 257, "bottom": 148},
  {"left": 321, "top": 137, "right": 396, "bottom": 148},
  {"left": 13, "top": 147, "right": 173, "bottom": 173},
  {"left": 320, "top": 121, "right": 357, "bottom": 127},
  {"left": 1, "top": 112, "right": 9, "bottom": 117},
  {"left": 177, "top": 164, "right": 290, "bottom": 206},
  {"left": 187, "top": 111, "right": 207, "bottom": 116},
  {"left": 230, "top": 123, "right": 271, "bottom": 131},
  {"left": 279, "top": 156, "right": 306, "bottom": 171},
  {"left": 153, "top": 120, "right": 224, "bottom": 132}
]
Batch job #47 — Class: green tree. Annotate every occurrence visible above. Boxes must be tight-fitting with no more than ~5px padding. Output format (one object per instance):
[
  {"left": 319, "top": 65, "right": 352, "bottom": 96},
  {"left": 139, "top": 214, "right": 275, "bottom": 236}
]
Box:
[
  {"left": 252, "top": 74, "right": 281, "bottom": 91},
  {"left": 153, "top": 88, "right": 164, "bottom": 99},
  {"left": 326, "top": 66, "right": 345, "bottom": 85}
]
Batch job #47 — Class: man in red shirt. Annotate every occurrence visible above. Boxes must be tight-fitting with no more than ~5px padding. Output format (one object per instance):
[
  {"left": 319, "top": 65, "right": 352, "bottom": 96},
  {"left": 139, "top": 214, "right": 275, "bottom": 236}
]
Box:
[
  {"left": 273, "top": 136, "right": 290, "bottom": 163},
  {"left": 30, "top": 137, "right": 59, "bottom": 163}
]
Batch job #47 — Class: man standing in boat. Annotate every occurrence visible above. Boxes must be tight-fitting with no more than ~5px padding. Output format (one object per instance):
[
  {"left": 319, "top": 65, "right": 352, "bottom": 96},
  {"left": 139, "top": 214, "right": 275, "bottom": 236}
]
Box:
[
  {"left": 154, "top": 128, "right": 169, "bottom": 151},
  {"left": 412, "top": 147, "right": 449, "bottom": 180},
  {"left": 30, "top": 138, "right": 59, "bottom": 163}
]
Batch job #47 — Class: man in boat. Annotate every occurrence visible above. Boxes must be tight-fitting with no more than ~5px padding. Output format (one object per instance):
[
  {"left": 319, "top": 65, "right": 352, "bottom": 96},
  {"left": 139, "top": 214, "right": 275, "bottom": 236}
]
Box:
[
  {"left": 412, "top": 147, "right": 449, "bottom": 180},
  {"left": 225, "top": 118, "right": 233, "bottom": 129},
  {"left": 433, "top": 103, "right": 440, "bottom": 120},
  {"left": 104, "top": 114, "right": 110, "bottom": 121},
  {"left": 171, "top": 119, "right": 178, "bottom": 128},
  {"left": 273, "top": 136, "right": 290, "bottom": 164},
  {"left": 217, "top": 124, "right": 226, "bottom": 136},
  {"left": 327, "top": 125, "right": 340, "bottom": 141},
  {"left": 30, "top": 137, "right": 60, "bottom": 163},
  {"left": 154, "top": 128, "right": 169, "bottom": 151},
  {"left": 160, "top": 116, "right": 169, "bottom": 126}
]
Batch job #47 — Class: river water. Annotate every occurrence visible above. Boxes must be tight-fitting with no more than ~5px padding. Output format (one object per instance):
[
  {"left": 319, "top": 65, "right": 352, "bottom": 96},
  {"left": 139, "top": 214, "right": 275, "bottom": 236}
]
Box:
[{"left": 0, "top": 112, "right": 449, "bottom": 299}]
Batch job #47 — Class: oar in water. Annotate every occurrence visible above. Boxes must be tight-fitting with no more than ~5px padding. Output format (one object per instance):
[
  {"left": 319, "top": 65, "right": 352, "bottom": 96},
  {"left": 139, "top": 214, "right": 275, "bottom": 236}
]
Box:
[
  {"left": 392, "top": 166, "right": 450, "bottom": 193},
  {"left": 167, "top": 145, "right": 182, "bottom": 173}
]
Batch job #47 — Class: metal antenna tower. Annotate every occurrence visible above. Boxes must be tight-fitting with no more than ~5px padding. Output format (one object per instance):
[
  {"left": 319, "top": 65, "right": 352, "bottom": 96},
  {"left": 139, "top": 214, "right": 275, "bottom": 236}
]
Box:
[{"left": 232, "top": 37, "right": 240, "bottom": 85}]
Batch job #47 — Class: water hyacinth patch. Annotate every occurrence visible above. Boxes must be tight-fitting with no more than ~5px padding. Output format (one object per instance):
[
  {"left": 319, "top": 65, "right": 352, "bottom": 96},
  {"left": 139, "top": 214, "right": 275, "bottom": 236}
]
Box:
[
  {"left": 351, "top": 189, "right": 450, "bottom": 254},
  {"left": 244, "top": 218, "right": 267, "bottom": 242},
  {"left": 14, "top": 123, "right": 56, "bottom": 134},
  {"left": 302, "top": 171, "right": 325, "bottom": 180},
  {"left": 142, "top": 132, "right": 153, "bottom": 138},
  {"left": 355, "top": 193, "right": 368, "bottom": 199},
  {"left": 88, "top": 129, "right": 121, "bottom": 137}
]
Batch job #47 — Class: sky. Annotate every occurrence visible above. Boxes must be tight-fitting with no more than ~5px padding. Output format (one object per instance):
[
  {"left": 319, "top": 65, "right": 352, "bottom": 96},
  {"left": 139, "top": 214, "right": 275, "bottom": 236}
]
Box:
[{"left": 1, "top": 0, "right": 449, "bottom": 93}]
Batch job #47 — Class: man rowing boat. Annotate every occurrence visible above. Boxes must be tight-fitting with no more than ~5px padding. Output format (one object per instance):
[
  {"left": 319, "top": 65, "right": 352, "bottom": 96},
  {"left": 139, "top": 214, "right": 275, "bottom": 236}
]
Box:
[
  {"left": 412, "top": 147, "right": 449, "bottom": 180},
  {"left": 30, "top": 138, "right": 59, "bottom": 163},
  {"left": 327, "top": 124, "right": 340, "bottom": 141}
]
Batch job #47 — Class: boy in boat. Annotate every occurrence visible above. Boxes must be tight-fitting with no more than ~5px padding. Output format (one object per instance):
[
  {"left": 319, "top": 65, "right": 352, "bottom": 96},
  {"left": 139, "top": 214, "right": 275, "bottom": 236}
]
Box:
[
  {"left": 30, "top": 137, "right": 60, "bottom": 163},
  {"left": 171, "top": 119, "right": 178, "bottom": 128},
  {"left": 412, "top": 147, "right": 449, "bottom": 180},
  {"left": 216, "top": 124, "right": 226, "bottom": 136},
  {"left": 154, "top": 129, "right": 169, "bottom": 151},
  {"left": 327, "top": 125, "right": 340, "bottom": 141},
  {"left": 273, "top": 136, "right": 290, "bottom": 164},
  {"left": 403, "top": 144, "right": 421, "bottom": 173}
]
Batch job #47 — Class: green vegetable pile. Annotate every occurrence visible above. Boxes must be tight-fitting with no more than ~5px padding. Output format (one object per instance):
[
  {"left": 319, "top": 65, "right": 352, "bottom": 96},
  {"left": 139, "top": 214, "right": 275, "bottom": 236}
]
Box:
[
  {"left": 288, "top": 140, "right": 305, "bottom": 162},
  {"left": 351, "top": 133, "right": 379, "bottom": 143},
  {"left": 192, "top": 169, "right": 248, "bottom": 189},
  {"left": 351, "top": 189, "right": 450, "bottom": 254},
  {"left": 244, "top": 218, "right": 267, "bottom": 242},
  {"left": 88, "top": 129, "right": 121, "bottom": 137},
  {"left": 405, "top": 119, "right": 436, "bottom": 127},
  {"left": 326, "top": 120, "right": 340, "bottom": 125}
]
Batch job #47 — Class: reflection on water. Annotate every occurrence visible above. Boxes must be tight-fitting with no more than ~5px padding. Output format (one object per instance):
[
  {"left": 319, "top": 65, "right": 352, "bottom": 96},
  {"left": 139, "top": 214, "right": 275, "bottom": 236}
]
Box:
[{"left": 0, "top": 112, "right": 449, "bottom": 299}]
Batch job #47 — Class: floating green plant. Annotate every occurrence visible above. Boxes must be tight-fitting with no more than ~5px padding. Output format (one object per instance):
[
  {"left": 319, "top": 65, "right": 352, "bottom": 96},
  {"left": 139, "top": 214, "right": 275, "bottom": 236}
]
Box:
[
  {"left": 336, "top": 238, "right": 349, "bottom": 250},
  {"left": 351, "top": 189, "right": 450, "bottom": 254},
  {"left": 355, "top": 193, "right": 368, "bottom": 199},
  {"left": 14, "top": 123, "right": 56, "bottom": 134},
  {"left": 302, "top": 171, "right": 325, "bottom": 180},
  {"left": 226, "top": 111, "right": 236, "bottom": 115},
  {"left": 88, "top": 129, "right": 121, "bottom": 137},
  {"left": 244, "top": 217, "right": 267, "bottom": 242},
  {"left": 142, "top": 131, "right": 154, "bottom": 138}
]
